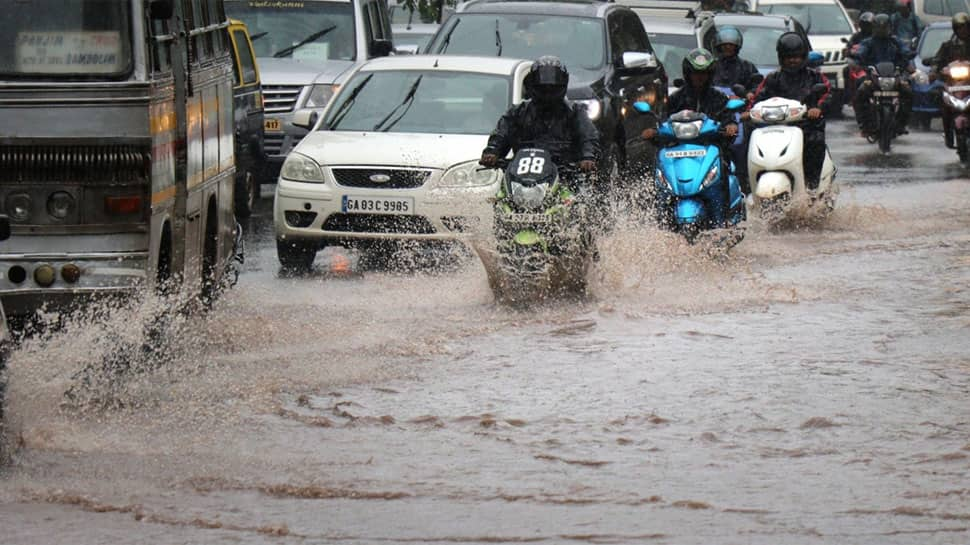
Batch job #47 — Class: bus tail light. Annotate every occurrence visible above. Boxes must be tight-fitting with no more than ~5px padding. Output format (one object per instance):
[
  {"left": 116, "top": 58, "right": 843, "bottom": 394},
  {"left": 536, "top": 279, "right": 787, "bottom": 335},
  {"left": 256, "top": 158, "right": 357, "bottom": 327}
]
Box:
[
  {"left": 105, "top": 196, "right": 143, "bottom": 216},
  {"left": 61, "top": 264, "right": 82, "bottom": 284}
]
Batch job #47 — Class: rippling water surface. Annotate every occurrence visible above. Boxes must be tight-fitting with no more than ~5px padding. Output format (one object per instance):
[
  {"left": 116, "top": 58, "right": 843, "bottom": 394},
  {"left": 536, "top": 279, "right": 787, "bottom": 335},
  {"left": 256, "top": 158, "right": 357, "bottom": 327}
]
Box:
[{"left": 1, "top": 122, "right": 969, "bottom": 544}]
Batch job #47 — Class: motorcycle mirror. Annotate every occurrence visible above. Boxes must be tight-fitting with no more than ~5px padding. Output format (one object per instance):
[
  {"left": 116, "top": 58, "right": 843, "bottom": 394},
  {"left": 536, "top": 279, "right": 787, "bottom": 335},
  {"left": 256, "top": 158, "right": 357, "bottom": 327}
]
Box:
[
  {"left": 808, "top": 51, "right": 825, "bottom": 68},
  {"left": 633, "top": 101, "right": 652, "bottom": 113},
  {"left": 840, "top": 36, "right": 849, "bottom": 44},
  {"left": 726, "top": 98, "right": 746, "bottom": 110}
]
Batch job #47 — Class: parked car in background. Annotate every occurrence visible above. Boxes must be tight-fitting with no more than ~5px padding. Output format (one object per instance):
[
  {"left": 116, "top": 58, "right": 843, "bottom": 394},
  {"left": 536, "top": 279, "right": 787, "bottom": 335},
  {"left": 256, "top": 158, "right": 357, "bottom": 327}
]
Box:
[
  {"left": 225, "top": 0, "right": 396, "bottom": 185},
  {"left": 750, "top": 0, "right": 854, "bottom": 112},
  {"left": 424, "top": 0, "right": 667, "bottom": 176},
  {"left": 913, "top": 0, "right": 970, "bottom": 24},
  {"left": 228, "top": 19, "right": 266, "bottom": 218},
  {"left": 274, "top": 56, "right": 532, "bottom": 271},
  {"left": 912, "top": 21, "right": 950, "bottom": 129}
]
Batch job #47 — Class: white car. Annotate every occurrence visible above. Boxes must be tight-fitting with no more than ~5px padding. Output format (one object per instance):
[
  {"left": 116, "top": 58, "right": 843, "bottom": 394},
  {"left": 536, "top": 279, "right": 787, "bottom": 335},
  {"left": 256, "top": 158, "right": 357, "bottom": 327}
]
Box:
[{"left": 274, "top": 55, "right": 532, "bottom": 270}]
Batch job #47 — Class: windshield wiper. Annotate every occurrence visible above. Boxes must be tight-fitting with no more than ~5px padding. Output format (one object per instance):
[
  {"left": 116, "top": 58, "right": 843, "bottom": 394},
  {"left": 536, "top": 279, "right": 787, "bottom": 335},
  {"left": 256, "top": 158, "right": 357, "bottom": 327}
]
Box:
[
  {"left": 373, "top": 75, "right": 423, "bottom": 132},
  {"left": 495, "top": 19, "right": 503, "bottom": 56},
  {"left": 327, "top": 74, "right": 374, "bottom": 130},
  {"left": 273, "top": 25, "right": 337, "bottom": 58},
  {"left": 250, "top": 31, "right": 268, "bottom": 42},
  {"left": 437, "top": 19, "right": 461, "bottom": 53}
]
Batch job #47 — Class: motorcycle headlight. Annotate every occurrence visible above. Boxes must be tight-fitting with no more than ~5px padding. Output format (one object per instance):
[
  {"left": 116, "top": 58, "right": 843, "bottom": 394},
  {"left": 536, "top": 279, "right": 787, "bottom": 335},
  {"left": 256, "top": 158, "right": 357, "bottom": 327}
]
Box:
[
  {"left": 672, "top": 120, "right": 702, "bottom": 140},
  {"left": 913, "top": 70, "right": 929, "bottom": 86},
  {"left": 951, "top": 65, "right": 970, "bottom": 80},
  {"left": 304, "top": 84, "right": 339, "bottom": 109},
  {"left": 878, "top": 77, "right": 897, "bottom": 91},
  {"left": 439, "top": 160, "right": 501, "bottom": 187},
  {"left": 510, "top": 181, "right": 548, "bottom": 210},
  {"left": 280, "top": 153, "right": 325, "bottom": 183},
  {"left": 700, "top": 164, "right": 720, "bottom": 190},
  {"left": 575, "top": 99, "right": 602, "bottom": 121}
]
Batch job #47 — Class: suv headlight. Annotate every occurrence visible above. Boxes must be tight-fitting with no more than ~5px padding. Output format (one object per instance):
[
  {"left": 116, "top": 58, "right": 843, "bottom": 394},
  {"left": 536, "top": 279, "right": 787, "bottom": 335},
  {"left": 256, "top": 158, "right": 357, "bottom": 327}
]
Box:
[
  {"left": 304, "top": 84, "right": 339, "bottom": 109},
  {"left": 575, "top": 99, "right": 602, "bottom": 121},
  {"left": 280, "top": 153, "right": 325, "bottom": 183},
  {"left": 439, "top": 160, "right": 501, "bottom": 187}
]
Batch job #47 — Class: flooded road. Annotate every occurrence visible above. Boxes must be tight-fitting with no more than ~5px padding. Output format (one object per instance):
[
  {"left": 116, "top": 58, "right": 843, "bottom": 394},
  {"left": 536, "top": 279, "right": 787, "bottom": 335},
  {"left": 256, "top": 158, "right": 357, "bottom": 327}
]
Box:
[{"left": 2, "top": 120, "right": 969, "bottom": 544}]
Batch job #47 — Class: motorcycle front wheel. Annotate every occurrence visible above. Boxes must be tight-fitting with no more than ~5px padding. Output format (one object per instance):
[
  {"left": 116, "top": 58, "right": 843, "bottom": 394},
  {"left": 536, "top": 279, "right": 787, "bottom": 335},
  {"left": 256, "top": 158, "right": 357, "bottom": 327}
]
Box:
[{"left": 878, "top": 105, "right": 895, "bottom": 154}]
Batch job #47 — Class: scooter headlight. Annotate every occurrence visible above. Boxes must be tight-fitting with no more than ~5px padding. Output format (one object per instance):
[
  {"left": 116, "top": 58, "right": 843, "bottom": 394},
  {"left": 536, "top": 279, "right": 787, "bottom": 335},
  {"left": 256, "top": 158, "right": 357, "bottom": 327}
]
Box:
[
  {"left": 510, "top": 181, "right": 548, "bottom": 210},
  {"left": 672, "top": 120, "right": 702, "bottom": 140},
  {"left": 700, "top": 164, "right": 720, "bottom": 190},
  {"left": 878, "top": 77, "right": 897, "bottom": 91},
  {"left": 762, "top": 106, "right": 787, "bottom": 122}
]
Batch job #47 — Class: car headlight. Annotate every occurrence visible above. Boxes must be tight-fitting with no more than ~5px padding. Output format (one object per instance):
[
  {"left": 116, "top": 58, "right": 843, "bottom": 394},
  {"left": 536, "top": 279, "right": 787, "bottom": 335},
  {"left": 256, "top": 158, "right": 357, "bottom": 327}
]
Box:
[
  {"left": 510, "top": 181, "right": 548, "bottom": 210},
  {"left": 913, "top": 70, "right": 929, "bottom": 86},
  {"left": 304, "top": 84, "right": 339, "bottom": 109},
  {"left": 280, "top": 153, "right": 325, "bottom": 183},
  {"left": 439, "top": 160, "right": 501, "bottom": 187},
  {"left": 878, "top": 77, "right": 897, "bottom": 91},
  {"left": 575, "top": 99, "right": 602, "bottom": 121},
  {"left": 700, "top": 163, "right": 719, "bottom": 190}
]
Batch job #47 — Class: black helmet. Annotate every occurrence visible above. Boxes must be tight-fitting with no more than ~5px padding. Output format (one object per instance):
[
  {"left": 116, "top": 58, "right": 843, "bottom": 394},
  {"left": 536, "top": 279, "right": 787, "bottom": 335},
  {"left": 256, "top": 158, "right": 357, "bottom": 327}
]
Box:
[
  {"left": 952, "top": 12, "right": 970, "bottom": 35},
  {"left": 682, "top": 47, "right": 717, "bottom": 81},
  {"left": 713, "top": 26, "right": 744, "bottom": 53},
  {"left": 776, "top": 31, "right": 808, "bottom": 72},
  {"left": 526, "top": 55, "right": 569, "bottom": 106},
  {"left": 859, "top": 11, "right": 875, "bottom": 32},
  {"left": 872, "top": 13, "right": 892, "bottom": 38}
]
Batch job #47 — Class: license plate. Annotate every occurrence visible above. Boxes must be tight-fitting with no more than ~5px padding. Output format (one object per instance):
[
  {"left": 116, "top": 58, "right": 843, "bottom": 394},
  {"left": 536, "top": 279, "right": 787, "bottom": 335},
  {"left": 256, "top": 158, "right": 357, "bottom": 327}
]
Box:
[
  {"left": 264, "top": 118, "right": 282, "bottom": 132},
  {"left": 505, "top": 213, "right": 550, "bottom": 224},
  {"left": 341, "top": 195, "right": 413, "bottom": 215},
  {"left": 665, "top": 149, "right": 706, "bottom": 158},
  {"left": 874, "top": 91, "right": 899, "bottom": 97}
]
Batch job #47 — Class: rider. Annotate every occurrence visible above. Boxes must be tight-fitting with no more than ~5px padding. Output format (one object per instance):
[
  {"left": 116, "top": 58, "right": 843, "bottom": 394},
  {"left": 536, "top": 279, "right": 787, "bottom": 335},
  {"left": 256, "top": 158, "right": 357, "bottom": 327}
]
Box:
[
  {"left": 930, "top": 12, "right": 970, "bottom": 148},
  {"left": 712, "top": 26, "right": 761, "bottom": 94},
  {"left": 891, "top": 0, "right": 925, "bottom": 46},
  {"left": 848, "top": 11, "right": 875, "bottom": 49},
  {"left": 479, "top": 56, "right": 599, "bottom": 179},
  {"left": 750, "top": 32, "right": 831, "bottom": 191},
  {"left": 853, "top": 13, "right": 915, "bottom": 137}
]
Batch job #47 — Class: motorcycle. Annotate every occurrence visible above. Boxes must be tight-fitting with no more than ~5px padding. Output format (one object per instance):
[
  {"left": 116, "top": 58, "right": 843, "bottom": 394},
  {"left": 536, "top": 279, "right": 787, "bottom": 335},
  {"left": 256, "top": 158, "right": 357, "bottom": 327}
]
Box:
[
  {"left": 746, "top": 90, "right": 837, "bottom": 222},
  {"left": 941, "top": 60, "right": 970, "bottom": 163},
  {"left": 635, "top": 99, "right": 747, "bottom": 246},
  {"left": 861, "top": 61, "right": 907, "bottom": 153},
  {"left": 474, "top": 148, "right": 594, "bottom": 304}
]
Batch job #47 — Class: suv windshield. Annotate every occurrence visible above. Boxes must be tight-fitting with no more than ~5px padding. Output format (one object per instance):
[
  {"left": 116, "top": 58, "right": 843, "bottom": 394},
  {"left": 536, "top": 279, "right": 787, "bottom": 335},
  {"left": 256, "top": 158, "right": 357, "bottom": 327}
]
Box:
[
  {"left": 324, "top": 70, "right": 511, "bottom": 134},
  {"left": 433, "top": 14, "right": 606, "bottom": 78},
  {"left": 919, "top": 27, "right": 949, "bottom": 59},
  {"left": 726, "top": 26, "right": 792, "bottom": 66},
  {"left": 1, "top": 0, "right": 131, "bottom": 78},
  {"left": 225, "top": 1, "right": 357, "bottom": 61},
  {"left": 760, "top": 4, "right": 853, "bottom": 34}
]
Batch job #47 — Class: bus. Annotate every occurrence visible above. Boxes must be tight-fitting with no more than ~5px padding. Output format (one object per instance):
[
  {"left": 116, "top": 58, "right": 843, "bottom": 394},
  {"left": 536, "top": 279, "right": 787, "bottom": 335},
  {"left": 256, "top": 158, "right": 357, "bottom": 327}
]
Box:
[{"left": 0, "top": 0, "right": 240, "bottom": 323}]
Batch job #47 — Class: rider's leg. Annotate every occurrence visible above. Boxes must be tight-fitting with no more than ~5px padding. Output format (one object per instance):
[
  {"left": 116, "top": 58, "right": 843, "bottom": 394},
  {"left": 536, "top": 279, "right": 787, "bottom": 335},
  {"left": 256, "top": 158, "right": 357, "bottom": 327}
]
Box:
[
  {"left": 896, "top": 81, "right": 913, "bottom": 135},
  {"left": 855, "top": 80, "right": 876, "bottom": 134},
  {"left": 802, "top": 125, "right": 826, "bottom": 191}
]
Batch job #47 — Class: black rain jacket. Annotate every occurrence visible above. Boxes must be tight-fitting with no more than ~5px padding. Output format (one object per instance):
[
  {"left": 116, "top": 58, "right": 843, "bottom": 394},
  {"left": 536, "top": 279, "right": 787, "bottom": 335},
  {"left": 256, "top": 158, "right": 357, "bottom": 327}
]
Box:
[
  {"left": 931, "top": 35, "right": 970, "bottom": 75},
  {"left": 483, "top": 99, "right": 600, "bottom": 165},
  {"left": 712, "top": 56, "right": 761, "bottom": 92},
  {"left": 667, "top": 84, "right": 736, "bottom": 128},
  {"left": 751, "top": 67, "right": 832, "bottom": 110}
]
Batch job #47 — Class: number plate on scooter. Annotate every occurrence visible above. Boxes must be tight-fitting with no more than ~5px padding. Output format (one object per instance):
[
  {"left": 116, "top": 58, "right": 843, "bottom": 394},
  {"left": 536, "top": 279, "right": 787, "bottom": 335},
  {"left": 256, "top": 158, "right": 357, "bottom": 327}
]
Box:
[
  {"left": 948, "top": 85, "right": 970, "bottom": 92},
  {"left": 505, "top": 213, "right": 550, "bottom": 224},
  {"left": 665, "top": 149, "right": 707, "bottom": 158},
  {"left": 873, "top": 91, "right": 899, "bottom": 97}
]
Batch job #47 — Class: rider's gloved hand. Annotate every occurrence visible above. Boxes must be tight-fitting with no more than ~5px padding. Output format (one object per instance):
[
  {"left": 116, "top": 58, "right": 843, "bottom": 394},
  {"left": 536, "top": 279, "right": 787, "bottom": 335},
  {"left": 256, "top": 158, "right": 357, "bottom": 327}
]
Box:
[
  {"left": 479, "top": 153, "right": 498, "bottom": 167},
  {"left": 807, "top": 108, "right": 823, "bottom": 120},
  {"left": 579, "top": 159, "right": 597, "bottom": 173}
]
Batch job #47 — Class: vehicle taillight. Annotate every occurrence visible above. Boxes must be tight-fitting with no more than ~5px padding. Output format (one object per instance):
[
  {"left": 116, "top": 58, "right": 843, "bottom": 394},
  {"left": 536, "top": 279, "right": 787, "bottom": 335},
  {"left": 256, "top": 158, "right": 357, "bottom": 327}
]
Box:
[{"left": 105, "top": 196, "right": 143, "bottom": 215}]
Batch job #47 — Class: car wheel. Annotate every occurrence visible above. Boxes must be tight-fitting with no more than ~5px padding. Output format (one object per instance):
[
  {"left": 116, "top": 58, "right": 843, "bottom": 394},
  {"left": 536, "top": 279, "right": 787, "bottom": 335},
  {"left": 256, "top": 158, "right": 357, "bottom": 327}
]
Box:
[
  {"left": 234, "top": 171, "right": 258, "bottom": 219},
  {"left": 277, "top": 239, "right": 316, "bottom": 273}
]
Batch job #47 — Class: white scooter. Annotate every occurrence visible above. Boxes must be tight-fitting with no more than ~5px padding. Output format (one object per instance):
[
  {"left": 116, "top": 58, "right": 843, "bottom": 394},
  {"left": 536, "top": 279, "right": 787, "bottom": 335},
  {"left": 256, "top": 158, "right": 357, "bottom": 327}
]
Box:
[{"left": 746, "top": 94, "right": 837, "bottom": 222}]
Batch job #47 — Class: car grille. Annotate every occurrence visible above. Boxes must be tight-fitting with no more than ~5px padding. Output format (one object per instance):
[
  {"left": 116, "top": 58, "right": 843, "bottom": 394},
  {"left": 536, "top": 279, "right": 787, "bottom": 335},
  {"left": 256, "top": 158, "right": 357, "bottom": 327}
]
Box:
[
  {"left": 332, "top": 168, "right": 432, "bottom": 189},
  {"left": 263, "top": 84, "right": 304, "bottom": 113},
  {"left": 264, "top": 133, "right": 304, "bottom": 157},
  {"left": 322, "top": 213, "right": 436, "bottom": 234},
  {"left": 823, "top": 50, "right": 844, "bottom": 64}
]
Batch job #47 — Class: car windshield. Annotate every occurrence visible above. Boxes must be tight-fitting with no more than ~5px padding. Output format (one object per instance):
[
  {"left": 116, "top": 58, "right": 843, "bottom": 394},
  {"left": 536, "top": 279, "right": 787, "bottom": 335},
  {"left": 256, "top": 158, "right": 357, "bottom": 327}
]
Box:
[
  {"left": 393, "top": 31, "right": 437, "bottom": 52},
  {"left": 760, "top": 4, "right": 853, "bottom": 35},
  {"left": 647, "top": 32, "right": 697, "bottom": 76},
  {"left": 225, "top": 0, "right": 357, "bottom": 61},
  {"left": 1, "top": 0, "right": 131, "bottom": 78},
  {"left": 919, "top": 27, "right": 950, "bottom": 59},
  {"left": 324, "top": 70, "right": 511, "bottom": 134},
  {"left": 433, "top": 14, "right": 606, "bottom": 77},
  {"left": 728, "top": 26, "right": 791, "bottom": 66}
]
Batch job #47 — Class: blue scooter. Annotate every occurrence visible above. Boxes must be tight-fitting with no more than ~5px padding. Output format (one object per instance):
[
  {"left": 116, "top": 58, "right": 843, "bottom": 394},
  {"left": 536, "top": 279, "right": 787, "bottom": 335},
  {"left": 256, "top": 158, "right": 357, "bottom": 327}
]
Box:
[{"left": 635, "top": 99, "right": 747, "bottom": 245}]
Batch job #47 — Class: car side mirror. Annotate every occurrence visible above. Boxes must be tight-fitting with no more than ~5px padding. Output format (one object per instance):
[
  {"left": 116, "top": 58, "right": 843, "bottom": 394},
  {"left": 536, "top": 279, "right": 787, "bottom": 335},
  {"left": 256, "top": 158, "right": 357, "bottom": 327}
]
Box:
[
  {"left": 292, "top": 109, "right": 320, "bottom": 131},
  {"left": 394, "top": 44, "right": 420, "bottom": 55},
  {"left": 370, "top": 39, "right": 394, "bottom": 58},
  {"left": 149, "top": 0, "right": 174, "bottom": 20},
  {"left": 620, "top": 51, "right": 658, "bottom": 71},
  {"left": 0, "top": 215, "right": 9, "bottom": 242},
  {"left": 808, "top": 50, "right": 825, "bottom": 68}
]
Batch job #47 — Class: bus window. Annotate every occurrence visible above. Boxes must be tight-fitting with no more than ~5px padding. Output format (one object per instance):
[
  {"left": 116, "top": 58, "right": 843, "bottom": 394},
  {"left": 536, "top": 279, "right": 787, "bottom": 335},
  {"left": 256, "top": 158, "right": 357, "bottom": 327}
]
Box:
[{"left": 233, "top": 29, "right": 258, "bottom": 85}]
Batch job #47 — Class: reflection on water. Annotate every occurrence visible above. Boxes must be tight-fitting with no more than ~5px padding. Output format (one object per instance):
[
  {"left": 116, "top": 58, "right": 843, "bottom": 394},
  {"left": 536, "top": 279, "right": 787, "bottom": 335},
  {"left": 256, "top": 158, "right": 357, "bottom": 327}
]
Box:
[{"left": 2, "top": 123, "right": 970, "bottom": 544}]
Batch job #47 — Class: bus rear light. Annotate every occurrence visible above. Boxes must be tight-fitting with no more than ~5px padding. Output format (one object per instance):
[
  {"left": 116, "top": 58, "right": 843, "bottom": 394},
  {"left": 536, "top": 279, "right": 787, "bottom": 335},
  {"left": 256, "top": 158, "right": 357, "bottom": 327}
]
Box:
[
  {"left": 61, "top": 264, "right": 82, "bottom": 284},
  {"left": 47, "top": 191, "right": 76, "bottom": 219},
  {"left": 105, "top": 196, "right": 143, "bottom": 216},
  {"left": 8, "top": 266, "right": 27, "bottom": 284},
  {"left": 34, "top": 264, "right": 56, "bottom": 287},
  {"left": 7, "top": 193, "right": 31, "bottom": 222}
]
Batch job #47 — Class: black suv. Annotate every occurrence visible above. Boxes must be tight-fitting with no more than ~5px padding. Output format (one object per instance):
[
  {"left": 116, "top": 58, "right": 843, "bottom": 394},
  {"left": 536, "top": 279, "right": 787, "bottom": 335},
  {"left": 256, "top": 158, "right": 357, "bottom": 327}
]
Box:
[{"left": 425, "top": 0, "right": 668, "bottom": 175}]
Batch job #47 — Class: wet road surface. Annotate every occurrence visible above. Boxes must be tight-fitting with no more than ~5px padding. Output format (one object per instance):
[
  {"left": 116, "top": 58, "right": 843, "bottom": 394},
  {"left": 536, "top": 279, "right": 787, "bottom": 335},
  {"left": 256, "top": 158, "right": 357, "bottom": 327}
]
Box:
[{"left": 1, "top": 119, "right": 969, "bottom": 544}]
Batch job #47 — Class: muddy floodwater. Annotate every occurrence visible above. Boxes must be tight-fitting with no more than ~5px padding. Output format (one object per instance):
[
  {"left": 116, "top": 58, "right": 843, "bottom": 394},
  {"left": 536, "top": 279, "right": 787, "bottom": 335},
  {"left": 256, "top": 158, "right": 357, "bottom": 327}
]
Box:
[{"left": 1, "top": 122, "right": 969, "bottom": 544}]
